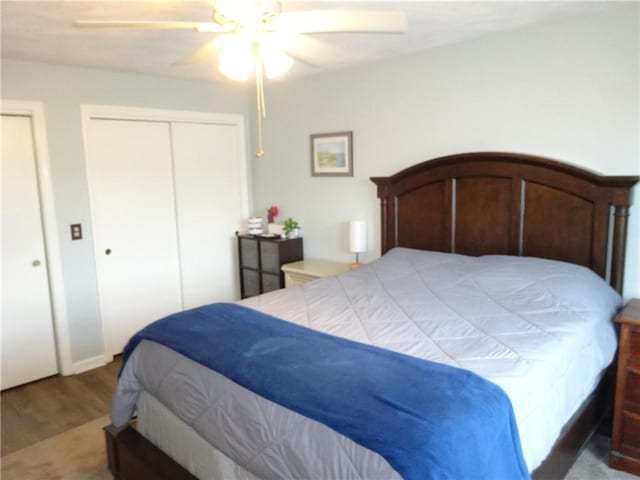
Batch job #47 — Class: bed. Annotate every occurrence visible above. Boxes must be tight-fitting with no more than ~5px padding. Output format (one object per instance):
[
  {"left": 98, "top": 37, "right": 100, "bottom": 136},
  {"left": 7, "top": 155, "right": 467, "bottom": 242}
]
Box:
[{"left": 105, "top": 152, "right": 638, "bottom": 480}]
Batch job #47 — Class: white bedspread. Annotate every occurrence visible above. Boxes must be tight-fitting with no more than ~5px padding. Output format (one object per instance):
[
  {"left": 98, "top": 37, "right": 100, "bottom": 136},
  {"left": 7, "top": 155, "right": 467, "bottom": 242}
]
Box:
[
  {"left": 113, "top": 248, "right": 621, "bottom": 476},
  {"left": 240, "top": 248, "right": 620, "bottom": 470}
]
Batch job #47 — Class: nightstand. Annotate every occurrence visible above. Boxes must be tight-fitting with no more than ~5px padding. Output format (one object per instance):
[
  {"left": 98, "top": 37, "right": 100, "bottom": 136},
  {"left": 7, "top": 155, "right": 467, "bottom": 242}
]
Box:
[
  {"left": 610, "top": 298, "right": 640, "bottom": 475},
  {"left": 237, "top": 234, "right": 303, "bottom": 298},
  {"left": 281, "top": 259, "right": 350, "bottom": 288}
]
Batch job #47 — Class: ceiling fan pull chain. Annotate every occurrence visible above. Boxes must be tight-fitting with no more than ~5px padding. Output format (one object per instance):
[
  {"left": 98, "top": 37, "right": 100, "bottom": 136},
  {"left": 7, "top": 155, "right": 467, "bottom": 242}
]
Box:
[
  {"left": 256, "top": 81, "right": 264, "bottom": 158},
  {"left": 255, "top": 44, "right": 266, "bottom": 158}
]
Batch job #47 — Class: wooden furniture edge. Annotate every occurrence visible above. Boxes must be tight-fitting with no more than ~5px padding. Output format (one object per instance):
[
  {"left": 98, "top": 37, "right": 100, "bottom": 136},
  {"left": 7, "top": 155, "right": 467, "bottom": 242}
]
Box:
[
  {"left": 104, "top": 423, "right": 197, "bottom": 479},
  {"left": 609, "top": 452, "right": 640, "bottom": 475},
  {"left": 609, "top": 299, "right": 640, "bottom": 475},
  {"left": 370, "top": 152, "right": 638, "bottom": 294},
  {"left": 281, "top": 259, "right": 350, "bottom": 276},
  {"left": 370, "top": 152, "right": 639, "bottom": 189}
]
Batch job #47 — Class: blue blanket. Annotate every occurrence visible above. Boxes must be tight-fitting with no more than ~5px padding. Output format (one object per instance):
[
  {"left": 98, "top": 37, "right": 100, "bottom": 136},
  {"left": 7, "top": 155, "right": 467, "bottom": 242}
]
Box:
[{"left": 122, "top": 303, "right": 529, "bottom": 480}]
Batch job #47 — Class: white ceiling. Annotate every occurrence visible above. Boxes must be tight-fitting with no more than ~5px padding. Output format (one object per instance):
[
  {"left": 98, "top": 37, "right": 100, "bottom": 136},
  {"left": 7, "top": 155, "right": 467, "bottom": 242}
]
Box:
[{"left": 1, "top": 1, "right": 621, "bottom": 84}]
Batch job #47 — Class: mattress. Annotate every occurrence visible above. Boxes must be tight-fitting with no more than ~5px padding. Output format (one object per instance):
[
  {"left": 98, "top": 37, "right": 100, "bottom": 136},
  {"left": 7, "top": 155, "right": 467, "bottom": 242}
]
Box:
[
  {"left": 137, "top": 390, "right": 260, "bottom": 480},
  {"left": 113, "top": 248, "right": 621, "bottom": 478},
  {"left": 133, "top": 352, "right": 400, "bottom": 479}
]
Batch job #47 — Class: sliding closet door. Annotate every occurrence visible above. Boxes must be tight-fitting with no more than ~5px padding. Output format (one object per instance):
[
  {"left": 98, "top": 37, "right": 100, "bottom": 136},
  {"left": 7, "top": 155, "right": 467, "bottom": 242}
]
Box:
[
  {"left": 172, "top": 122, "right": 242, "bottom": 308},
  {"left": 1, "top": 115, "right": 58, "bottom": 389},
  {"left": 86, "top": 119, "right": 182, "bottom": 354}
]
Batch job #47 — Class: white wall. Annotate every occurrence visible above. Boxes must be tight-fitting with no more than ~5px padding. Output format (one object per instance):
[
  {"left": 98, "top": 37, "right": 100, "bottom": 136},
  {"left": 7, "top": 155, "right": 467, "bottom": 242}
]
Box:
[
  {"left": 250, "top": 6, "right": 640, "bottom": 300},
  {"left": 1, "top": 60, "right": 250, "bottom": 365}
]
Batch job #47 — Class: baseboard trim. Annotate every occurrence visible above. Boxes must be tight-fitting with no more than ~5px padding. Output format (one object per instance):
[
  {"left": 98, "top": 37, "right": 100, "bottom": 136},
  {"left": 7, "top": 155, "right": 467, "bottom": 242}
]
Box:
[{"left": 71, "top": 354, "right": 113, "bottom": 374}]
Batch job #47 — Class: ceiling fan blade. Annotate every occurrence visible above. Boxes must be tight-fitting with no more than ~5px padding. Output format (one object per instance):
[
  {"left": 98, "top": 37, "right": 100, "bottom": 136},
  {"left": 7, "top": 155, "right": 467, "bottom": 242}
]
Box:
[
  {"left": 174, "top": 39, "right": 219, "bottom": 65},
  {"left": 73, "top": 20, "right": 230, "bottom": 32},
  {"left": 271, "top": 11, "right": 407, "bottom": 34},
  {"left": 275, "top": 34, "right": 341, "bottom": 67}
]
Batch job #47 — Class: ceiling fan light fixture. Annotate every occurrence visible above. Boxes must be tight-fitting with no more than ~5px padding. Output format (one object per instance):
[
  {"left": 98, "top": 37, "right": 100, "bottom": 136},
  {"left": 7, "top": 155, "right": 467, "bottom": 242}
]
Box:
[
  {"left": 217, "top": 36, "right": 254, "bottom": 82},
  {"left": 260, "top": 42, "right": 293, "bottom": 79},
  {"left": 72, "top": 2, "right": 407, "bottom": 158},
  {"left": 215, "top": 0, "right": 280, "bottom": 29}
]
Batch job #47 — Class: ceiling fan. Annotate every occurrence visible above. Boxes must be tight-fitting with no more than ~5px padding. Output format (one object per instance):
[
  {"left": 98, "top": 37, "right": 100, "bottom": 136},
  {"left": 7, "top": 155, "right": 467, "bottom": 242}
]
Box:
[{"left": 74, "top": 0, "right": 408, "bottom": 156}]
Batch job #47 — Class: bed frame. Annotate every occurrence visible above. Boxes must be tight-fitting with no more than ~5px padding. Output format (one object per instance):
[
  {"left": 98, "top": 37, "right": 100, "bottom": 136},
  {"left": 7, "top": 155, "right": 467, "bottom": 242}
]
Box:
[
  {"left": 370, "top": 151, "right": 638, "bottom": 479},
  {"left": 105, "top": 152, "right": 638, "bottom": 480},
  {"left": 370, "top": 151, "right": 637, "bottom": 293}
]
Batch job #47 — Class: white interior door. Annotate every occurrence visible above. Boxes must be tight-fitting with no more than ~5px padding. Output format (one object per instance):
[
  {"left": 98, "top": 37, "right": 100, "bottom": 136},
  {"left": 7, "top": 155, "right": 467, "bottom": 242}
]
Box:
[
  {"left": 172, "top": 122, "right": 243, "bottom": 308},
  {"left": 86, "top": 119, "right": 182, "bottom": 354},
  {"left": 1, "top": 114, "right": 58, "bottom": 389}
]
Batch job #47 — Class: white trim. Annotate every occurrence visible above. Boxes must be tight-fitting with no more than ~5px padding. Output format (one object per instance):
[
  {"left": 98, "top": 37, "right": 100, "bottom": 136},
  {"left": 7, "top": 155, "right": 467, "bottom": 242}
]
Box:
[
  {"left": 80, "top": 104, "right": 249, "bottom": 358},
  {"left": 81, "top": 104, "right": 244, "bottom": 126},
  {"left": 235, "top": 117, "right": 250, "bottom": 222},
  {"left": 1, "top": 100, "right": 74, "bottom": 375},
  {"left": 70, "top": 354, "right": 110, "bottom": 375}
]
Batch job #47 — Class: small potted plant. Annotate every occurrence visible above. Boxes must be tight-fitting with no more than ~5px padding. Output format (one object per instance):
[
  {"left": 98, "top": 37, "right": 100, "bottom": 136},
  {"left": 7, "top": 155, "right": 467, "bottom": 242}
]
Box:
[{"left": 282, "top": 218, "right": 300, "bottom": 239}]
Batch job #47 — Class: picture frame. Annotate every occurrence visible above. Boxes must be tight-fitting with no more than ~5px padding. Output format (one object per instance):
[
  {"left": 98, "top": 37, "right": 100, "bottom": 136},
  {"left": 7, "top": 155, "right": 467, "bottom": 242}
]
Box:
[{"left": 310, "top": 131, "right": 353, "bottom": 177}]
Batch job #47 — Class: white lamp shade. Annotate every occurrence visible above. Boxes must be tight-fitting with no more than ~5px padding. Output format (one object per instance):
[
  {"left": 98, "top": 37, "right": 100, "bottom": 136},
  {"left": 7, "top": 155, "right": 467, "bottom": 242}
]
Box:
[{"left": 349, "top": 220, "right": 367, "bottom": 253}]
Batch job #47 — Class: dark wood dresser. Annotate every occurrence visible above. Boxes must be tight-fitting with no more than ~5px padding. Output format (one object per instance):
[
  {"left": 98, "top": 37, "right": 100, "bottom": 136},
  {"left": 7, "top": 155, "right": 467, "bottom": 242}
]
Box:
[
  {"left": 610, "top": 298, "right": 640, "bottom": 475},
  {"left": 237, "top": 234, "right": 303, "bottom": 298}
]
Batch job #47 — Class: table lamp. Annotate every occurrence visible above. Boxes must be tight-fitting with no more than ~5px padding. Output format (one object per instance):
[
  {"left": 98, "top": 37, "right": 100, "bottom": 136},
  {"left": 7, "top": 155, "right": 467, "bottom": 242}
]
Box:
[{"left": 349, "top": 220, "right": 367, "bottom": 269}]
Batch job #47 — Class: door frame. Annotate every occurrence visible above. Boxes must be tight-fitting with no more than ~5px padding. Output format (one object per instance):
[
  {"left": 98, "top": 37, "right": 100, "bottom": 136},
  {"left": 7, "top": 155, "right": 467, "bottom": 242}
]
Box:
[
  {"left": 80, "top": 104, "right": 249, "bottom": 358},
  {"left": 1, "top": 100, "right": 72, "bottom": 375}
]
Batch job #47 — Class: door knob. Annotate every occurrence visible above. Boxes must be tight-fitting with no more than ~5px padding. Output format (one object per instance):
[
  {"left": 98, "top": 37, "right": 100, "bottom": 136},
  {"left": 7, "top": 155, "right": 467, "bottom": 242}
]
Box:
[{"left": 32, "top": 259, "right": 41, "bottom": 267}]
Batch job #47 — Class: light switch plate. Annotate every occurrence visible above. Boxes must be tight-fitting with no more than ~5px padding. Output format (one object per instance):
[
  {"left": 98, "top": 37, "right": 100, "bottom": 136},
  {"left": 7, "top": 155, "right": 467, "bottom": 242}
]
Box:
[{"left": 71, "top": 223, "right": 82, "bottom": 240}]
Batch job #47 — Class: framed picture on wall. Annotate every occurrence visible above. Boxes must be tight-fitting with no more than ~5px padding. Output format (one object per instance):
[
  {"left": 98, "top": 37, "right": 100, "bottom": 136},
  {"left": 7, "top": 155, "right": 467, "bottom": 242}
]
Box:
[{"left": 310, "top": 131, "right": 353, "bottom": 177}]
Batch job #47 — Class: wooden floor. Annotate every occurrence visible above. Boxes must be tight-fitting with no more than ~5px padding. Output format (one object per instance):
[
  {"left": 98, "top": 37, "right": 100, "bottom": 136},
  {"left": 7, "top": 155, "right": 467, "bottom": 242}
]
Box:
[{"left": 1, "top": 357, "right": 121, "bottom": 456}]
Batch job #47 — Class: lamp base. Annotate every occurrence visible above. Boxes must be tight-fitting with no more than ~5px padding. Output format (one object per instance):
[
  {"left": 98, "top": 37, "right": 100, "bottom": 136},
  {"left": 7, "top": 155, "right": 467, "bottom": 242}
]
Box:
[{"left": 349, "top": 262, "right": 362, "bottom": 270}]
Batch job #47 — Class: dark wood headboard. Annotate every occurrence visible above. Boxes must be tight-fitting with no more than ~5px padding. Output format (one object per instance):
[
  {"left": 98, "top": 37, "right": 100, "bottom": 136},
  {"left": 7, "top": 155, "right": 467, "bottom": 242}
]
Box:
[{"left": 371, "top": 152, "right": 638, "bottom": 293}]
